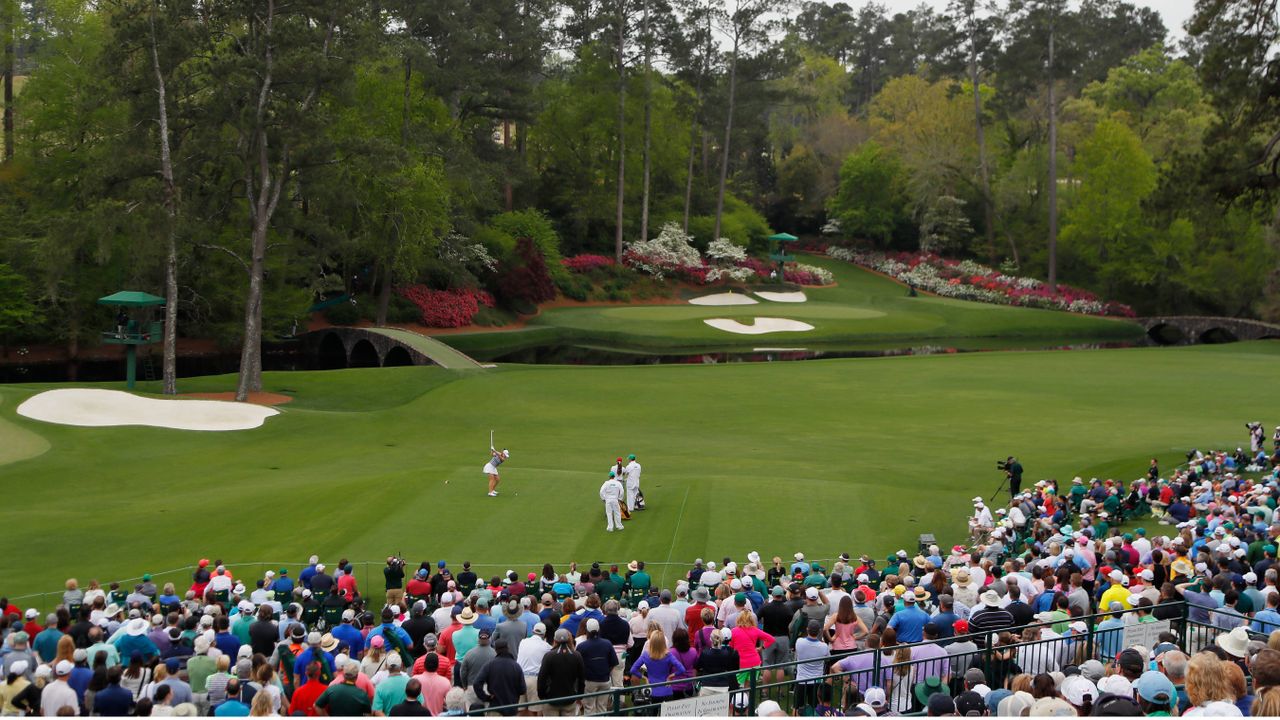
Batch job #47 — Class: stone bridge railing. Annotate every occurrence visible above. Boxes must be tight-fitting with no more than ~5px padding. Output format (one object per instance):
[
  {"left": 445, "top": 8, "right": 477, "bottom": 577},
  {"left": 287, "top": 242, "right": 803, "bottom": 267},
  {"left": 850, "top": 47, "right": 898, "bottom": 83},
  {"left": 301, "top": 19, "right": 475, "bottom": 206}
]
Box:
[
  {"left": 1138, "top": 316, "right": 1280, "bottom": 345},
  {"left": 300, "top": 327, "right": 432, "bottom": 369}
]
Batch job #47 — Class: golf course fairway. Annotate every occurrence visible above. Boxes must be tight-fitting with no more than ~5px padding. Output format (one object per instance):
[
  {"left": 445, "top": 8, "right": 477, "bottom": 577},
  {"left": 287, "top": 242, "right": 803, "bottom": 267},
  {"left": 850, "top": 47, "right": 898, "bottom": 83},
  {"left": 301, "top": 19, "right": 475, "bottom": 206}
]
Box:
[{"left": 1, "top": 341, "right": 1276, "bottom": 605}]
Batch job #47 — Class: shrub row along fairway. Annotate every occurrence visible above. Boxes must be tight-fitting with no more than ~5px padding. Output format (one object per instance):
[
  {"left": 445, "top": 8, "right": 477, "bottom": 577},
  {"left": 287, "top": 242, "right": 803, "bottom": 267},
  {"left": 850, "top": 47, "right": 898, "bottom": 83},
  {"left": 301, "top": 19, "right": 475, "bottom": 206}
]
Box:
[
  {"left": 0, "top": 341, "right": 1276, "bottom": 602},
  {"left": 444, "top": 255, "right": 1144, "bottom": 355}
]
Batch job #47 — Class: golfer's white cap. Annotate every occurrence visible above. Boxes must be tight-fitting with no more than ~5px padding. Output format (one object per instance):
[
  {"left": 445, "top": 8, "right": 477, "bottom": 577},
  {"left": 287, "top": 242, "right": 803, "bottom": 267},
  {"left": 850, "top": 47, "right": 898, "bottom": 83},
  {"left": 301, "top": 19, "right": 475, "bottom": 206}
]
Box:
[{"left": 502, "top": 449, "right": 510, "bottom": 457}]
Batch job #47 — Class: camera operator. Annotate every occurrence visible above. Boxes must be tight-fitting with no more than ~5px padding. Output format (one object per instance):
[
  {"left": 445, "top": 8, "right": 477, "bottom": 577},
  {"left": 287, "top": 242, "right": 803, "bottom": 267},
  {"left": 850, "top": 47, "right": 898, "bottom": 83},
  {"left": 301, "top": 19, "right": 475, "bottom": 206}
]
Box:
[
  {"left": 1002, "top": 456, "right": 1023, "bottom": 499},
  {"left": 385, "top": 556, "right": 406, "bottom": 607}
]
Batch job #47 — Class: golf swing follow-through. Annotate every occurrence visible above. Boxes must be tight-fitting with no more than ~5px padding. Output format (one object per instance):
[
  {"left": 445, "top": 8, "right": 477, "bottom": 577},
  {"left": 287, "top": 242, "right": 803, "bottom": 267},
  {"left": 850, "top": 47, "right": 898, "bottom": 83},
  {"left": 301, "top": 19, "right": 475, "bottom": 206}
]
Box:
[
  {"left": 480, "top": 429, "right": 644, "bottom": 531},
  {"left": 484, "top": 429, "right": 509, "bottom": 497}
]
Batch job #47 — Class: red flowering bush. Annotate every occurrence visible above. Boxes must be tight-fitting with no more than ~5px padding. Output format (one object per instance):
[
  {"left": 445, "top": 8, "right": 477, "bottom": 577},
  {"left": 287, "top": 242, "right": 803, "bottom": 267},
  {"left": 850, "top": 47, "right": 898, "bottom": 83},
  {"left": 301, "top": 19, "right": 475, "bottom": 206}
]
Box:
[
  {"left": 562, "top": 254, "right": 617, "bottom": 273},
  {"left": 397, "top": 286, "right": 495, "bottom": 328}
]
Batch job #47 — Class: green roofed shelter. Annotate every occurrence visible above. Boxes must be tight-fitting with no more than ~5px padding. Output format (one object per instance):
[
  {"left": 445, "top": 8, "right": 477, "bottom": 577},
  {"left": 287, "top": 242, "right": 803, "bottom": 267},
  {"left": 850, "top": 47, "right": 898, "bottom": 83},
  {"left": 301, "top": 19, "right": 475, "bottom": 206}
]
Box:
[
  {"left": 99, "top": 290, "right": 166, "bottom": 388},
  {"left": 97, "top": 290, "right": 166, "bottom": 307},
  {"left": 768, "top": 232, "right": 800, "bottom": 274}
]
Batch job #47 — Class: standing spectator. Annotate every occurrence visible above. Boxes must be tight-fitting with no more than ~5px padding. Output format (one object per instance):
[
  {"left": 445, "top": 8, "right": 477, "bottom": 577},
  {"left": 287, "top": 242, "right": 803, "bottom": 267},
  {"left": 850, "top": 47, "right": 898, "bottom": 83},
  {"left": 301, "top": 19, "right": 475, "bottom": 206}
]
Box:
[
  {"left": 314, "top": 662, "right": 372, "bottom": 716},
  {"left": 41, "top": 660, "right": 80, "bottom": 716},
  {"left": 33, "top": 615, "right": 63, "bottom": 664},
  {"left": 630, "top": 629, "right": 686, "bottom": 707},
  {"left": 412, "top": 654, "right": 450, "bottom": 715},
  {"left": 213, "top": 677, "right": 250, "bottom": 717},
  {"left": 94, "top": 665, "right": 136, "bottom": 716},
  {"left": 668, "top": 629, "right": 699, "bottom": 701},
  {"left": 793, "top": 620, "right": 831, "bottom": 711},
  {"left": 538, "top": 629, "right": 585, "bottom": 716},
  {"left": 576, "top": 619, "right": 617, "bottom": 713},
  {"left": 387, "top": 678, "right": 430, "bottom": 717},
  {"left": 372, "top": 653, "right": 411, "bottom": 714},
  {"left": 693, "top": 628, "right": 739, "bottom": 695},
  {"left": 825, "top": 595, "right": 869, "bottom": 652},
  {"left": 471, "top": 637, "right": 524, "bottom": 715},
  {"left": 384, "top": 558, "right": 406, "bottom": 608}
]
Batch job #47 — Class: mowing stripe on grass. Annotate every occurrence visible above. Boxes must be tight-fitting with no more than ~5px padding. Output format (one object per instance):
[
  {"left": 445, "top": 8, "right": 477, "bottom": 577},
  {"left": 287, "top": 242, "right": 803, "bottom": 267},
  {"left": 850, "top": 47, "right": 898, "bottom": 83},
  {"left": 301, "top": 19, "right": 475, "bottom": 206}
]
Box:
[{"left": 660, "top": 485, "right": 692, "bottom": 589}]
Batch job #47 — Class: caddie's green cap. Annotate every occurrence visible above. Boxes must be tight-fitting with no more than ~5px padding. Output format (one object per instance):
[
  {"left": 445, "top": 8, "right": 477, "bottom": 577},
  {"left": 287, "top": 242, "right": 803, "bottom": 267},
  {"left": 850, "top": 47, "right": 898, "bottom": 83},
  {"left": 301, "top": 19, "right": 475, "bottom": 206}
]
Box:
[
  {"left": 628, "top": 454, "right": 636, "bottom": 460},
  {"left": 1123, "top": 534, "right": 1133, "bottom": 541},
  {"left": 142, "top": 574, "right": 152, "bottom": 581}
]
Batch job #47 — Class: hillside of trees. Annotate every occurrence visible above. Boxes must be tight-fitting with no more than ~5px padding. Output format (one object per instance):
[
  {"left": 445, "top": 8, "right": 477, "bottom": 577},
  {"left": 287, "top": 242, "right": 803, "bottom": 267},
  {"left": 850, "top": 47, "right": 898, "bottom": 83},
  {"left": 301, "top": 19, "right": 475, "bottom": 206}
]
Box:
[{"left": 0, "top": 0, "right": 1277, "bottom": 397}]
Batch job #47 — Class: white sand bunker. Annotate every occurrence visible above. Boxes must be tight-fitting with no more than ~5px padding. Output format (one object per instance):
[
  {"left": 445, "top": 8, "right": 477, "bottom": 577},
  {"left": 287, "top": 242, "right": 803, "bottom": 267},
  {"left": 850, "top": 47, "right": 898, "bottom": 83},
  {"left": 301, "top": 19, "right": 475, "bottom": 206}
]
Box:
[
  {"left": 704, "top": 317, "right": 815, "bottom": 335},
  {"left": 17, "top": 389, "right": 279, "bottom": 432},
  {"left": 754, "top": 291, "right": 807, "bottom": 303},
  {"left": 689, "top": 292, "right": 758, "bottom": 306}
]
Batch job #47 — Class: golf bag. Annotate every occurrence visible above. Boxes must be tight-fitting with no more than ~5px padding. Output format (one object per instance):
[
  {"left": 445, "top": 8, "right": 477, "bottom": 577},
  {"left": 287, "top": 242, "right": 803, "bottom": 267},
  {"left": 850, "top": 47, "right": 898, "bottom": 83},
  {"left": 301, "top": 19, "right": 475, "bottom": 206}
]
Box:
[{"left": 635, "top": 489, "right": 646, "bottom": 510}]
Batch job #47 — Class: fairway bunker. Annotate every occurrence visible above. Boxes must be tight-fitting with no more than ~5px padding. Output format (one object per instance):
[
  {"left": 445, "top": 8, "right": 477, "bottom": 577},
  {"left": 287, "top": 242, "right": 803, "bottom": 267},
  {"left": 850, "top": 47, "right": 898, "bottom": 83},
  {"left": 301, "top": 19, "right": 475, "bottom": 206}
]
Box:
[
  {"left": 17, "top": 388, "right": 279, "bottom": 431},
  {"left": 703, "top": 317, "right": 815, "bottom": 335},
  {"left": 754, "top": 290, "right": 807, "bottom": 303},
  {"left": 688, "top": 292, "right": 758, "bottom": 306}
]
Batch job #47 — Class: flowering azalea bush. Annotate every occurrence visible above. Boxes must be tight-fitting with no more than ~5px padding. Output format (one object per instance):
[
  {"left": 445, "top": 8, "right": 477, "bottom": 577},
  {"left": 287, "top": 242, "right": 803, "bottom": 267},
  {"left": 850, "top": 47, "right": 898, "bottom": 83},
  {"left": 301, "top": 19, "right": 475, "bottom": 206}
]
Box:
[
  {"left": 398, "top": 286, "right": 495, "bottom": 328},
  {"left": 561, "top": 254, "right": 617, "bottom": 273},
  {"left": 623, "top": 222, "right": 707, "bottom": 282},
  {"left": 705, "top": 238, "right": 756, "bottom": 283},
  {"left": 785, "top": 263, "right": 834, "bottom": 286},
  {"left": 825, "top": 247, "right": 1135, "bottom": 317}
]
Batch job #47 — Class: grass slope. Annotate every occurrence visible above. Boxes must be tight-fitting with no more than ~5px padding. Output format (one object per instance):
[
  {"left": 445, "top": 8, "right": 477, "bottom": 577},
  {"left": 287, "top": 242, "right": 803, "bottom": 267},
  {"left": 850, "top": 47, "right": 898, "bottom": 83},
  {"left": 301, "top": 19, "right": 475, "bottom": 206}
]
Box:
[
  {"left": 1, "top": 342, "right": 1276, "bottom": 604},
  {"left": 443, "top": 256, "right": 1143, "bottom": 355}
]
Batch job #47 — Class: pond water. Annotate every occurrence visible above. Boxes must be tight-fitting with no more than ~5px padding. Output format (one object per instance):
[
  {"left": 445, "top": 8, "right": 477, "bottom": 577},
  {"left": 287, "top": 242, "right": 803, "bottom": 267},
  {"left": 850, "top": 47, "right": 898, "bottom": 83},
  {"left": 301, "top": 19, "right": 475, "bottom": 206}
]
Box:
[
  {"left": 480, "top": 339, "right": 1151, "bottom": 366},
  {"left": 0, "top": 337, "right": 1158, "bottom": 383}
]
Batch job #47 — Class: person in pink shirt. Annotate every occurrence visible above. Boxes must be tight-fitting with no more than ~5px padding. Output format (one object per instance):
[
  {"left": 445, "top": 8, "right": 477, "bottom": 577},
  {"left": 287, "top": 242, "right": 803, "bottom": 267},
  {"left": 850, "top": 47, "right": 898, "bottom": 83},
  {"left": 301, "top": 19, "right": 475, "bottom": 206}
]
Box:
[
  {"left": 413, "top": 653, "right": 452, "bottom": 715},
  {"left": 727, "top": 612, "right": 775, "bottom": 671},
  {"left": 326, "top": 653, "right": 374, "bottom": 700}
]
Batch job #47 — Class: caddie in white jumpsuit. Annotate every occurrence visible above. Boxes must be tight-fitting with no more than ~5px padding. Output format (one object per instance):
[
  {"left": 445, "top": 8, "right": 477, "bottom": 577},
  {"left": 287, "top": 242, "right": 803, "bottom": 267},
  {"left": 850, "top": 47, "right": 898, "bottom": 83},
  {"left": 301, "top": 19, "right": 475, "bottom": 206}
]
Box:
[
  {"left": 600, "top": 471, "right": 625, "bottom": 532},
  {"left": 624, "top": 454, "right": 642, "bottom": 512}
]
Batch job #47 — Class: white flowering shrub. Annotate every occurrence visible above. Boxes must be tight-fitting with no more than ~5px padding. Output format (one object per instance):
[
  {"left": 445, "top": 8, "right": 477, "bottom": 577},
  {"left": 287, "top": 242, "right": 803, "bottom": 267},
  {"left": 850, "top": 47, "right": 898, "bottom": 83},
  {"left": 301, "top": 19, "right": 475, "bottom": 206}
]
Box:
[{"left": 623, "top": 222, "right": 705, "bottom": 281}]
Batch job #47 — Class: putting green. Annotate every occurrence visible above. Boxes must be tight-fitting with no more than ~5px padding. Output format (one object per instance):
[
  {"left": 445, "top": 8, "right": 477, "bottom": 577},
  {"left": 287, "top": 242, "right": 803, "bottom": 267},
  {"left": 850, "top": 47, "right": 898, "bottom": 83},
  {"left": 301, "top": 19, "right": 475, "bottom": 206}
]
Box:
[
  {"left": 1, "top": 341, "right": 1276, "bottom": 604},
  {"left": 444, "top": 256, "right": 1142, "bottom": 354}
]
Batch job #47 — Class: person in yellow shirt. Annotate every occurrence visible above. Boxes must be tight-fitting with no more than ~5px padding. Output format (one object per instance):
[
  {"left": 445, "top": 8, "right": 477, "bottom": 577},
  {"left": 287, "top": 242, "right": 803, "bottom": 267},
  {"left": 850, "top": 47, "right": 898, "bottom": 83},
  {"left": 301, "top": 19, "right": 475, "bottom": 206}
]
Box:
[{"left": 1099, "top": 570, "right": 1133, "bottom": 611}]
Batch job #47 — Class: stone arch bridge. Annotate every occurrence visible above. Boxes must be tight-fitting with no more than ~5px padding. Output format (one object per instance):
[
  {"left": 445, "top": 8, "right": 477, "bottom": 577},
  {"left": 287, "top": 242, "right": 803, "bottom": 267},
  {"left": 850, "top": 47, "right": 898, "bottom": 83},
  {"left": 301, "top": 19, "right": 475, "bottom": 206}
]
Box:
[
  {"left": 1138, "top": 316, "right": 1280, "bottom": 345},
  {"left": 300, "top": 327, "right": 484, "bottom": 370}
]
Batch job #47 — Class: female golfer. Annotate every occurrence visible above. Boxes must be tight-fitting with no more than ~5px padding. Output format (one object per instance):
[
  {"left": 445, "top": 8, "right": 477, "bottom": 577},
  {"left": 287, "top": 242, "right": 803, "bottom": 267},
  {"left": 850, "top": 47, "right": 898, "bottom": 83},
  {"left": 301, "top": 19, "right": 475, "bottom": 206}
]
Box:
[{"left": 484, "top": 448, "right": 509, "bottom": 497}]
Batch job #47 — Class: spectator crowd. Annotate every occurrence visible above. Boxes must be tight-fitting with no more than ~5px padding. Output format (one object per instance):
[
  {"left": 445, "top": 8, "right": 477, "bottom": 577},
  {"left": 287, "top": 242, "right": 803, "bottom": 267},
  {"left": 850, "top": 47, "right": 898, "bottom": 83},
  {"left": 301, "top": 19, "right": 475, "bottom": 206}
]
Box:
[{"left": 4, "top": 432, "right": 1280, "bottom": 717}]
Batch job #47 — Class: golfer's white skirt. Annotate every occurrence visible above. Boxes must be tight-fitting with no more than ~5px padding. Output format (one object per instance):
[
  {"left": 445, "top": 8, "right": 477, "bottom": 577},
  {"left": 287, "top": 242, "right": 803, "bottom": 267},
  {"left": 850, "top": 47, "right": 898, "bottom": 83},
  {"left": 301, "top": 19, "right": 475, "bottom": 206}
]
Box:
[{"left": 483, "top": 463, "right": 499, "bottom": 475}]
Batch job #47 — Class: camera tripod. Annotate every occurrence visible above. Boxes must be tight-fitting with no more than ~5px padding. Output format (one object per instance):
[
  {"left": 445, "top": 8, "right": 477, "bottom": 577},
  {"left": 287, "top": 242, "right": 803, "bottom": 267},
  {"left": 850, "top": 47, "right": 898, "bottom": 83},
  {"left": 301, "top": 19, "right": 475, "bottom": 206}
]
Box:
[{"left": 987, "top": 476, "right": 1008, "bottom": 504}]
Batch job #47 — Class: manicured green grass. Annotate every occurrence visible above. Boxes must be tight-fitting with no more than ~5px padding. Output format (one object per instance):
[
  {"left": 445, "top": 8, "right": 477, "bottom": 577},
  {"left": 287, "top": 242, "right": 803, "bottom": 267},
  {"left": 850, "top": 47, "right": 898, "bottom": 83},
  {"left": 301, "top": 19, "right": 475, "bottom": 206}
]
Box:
[
  {"left": 2, "top": 341, "right": 1276, "bottom": 607},
  {"left": 442, "top": 256, "right": 1143, "bottom": 355}
]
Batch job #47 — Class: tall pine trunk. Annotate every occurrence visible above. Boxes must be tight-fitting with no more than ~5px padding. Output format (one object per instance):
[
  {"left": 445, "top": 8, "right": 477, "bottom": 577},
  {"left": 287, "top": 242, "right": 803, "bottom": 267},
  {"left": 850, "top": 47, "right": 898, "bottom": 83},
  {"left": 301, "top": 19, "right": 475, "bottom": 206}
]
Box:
[
  {"left": 1046, "top": 15, "right": 1058, "bottom": 291},
  {"left": 150, "top": 1, "right": 179, "bottom": 394},
  {"left": 965, "top": 6, "right": 1003, "bottom": 265},
  {"left": 713, "top": 33, "right": 740, "bottom": 242},
  {"left": 638, "top": 0, "right": 652, "bottom": 243},
  {"left": 613, "top": 0, "right": 627, "bottom": 260},
  {"left": 683, "top": 10, "right": 711, "bottom": 234},
  {"left": 2, "top": 0, "right": 13, "bottom": 161}
]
